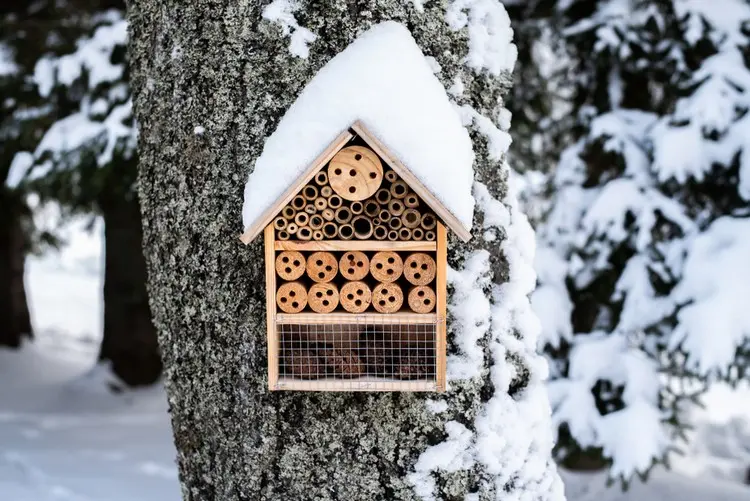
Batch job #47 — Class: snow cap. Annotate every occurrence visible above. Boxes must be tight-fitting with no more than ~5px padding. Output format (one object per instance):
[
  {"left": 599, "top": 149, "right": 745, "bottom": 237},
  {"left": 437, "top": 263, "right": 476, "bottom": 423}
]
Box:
[{"left": 242, "top": 22, "right": 475, "bottom": 239}]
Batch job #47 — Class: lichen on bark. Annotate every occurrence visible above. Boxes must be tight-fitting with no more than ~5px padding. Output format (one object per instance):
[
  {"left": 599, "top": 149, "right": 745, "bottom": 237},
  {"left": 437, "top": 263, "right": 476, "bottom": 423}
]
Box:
[{"left": 129, "top": 1, "right": 561, "bottom": 500}]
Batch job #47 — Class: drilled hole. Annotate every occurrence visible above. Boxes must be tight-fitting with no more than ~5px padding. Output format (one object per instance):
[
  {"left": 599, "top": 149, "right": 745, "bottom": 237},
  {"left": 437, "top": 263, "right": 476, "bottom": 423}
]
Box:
[
  {"left": 356, "top": 261, "right": 363, "bottom": 267},
  {"left": 410, "top": 262, "right": 417, "bottom": 268},
  {"left": 289, "top": 291, "right": 296, "bottom": 297},
  {"left": 357, "top": 289, "right": 363, "bottom": 295},
  {"left": 316, "top": 292, "right": 323, "bottom": 298},
  {"left": 291, "top": 302, "right": 298, "bottom": 308},
  {"left": 318, "top": 272, "right": 325, "bottom": 279},
  {"left": 335, "top": 168, "right": 342, "bottom": 175},
  {"left": 348, "top": 268, "right": 354, "bottom": 274},
  {"left": 388, "top": 296, "right": 395, "bottom": 303},
  {"left": 387, "top": 257, "right": 394, "bottom": 264},
  {"left": 369, "top": 172, "right": 376, "bottom": 179},
  {"left": 322, "top": 300, "right": 329, "bottom": 306},
  {"left": 418, "top": 290, "right": 425, "bottom": 297},
  {"left": 415, "top": 273, "right": 421, "bottom": 280},
  {"left": 285, "top": 267, "right": 291, "bottom": 273},
  {"left": 376, "top": 263, "right": 383, "bottom": 269},
  {"left": 424, "top": 299, "right": 431, "bottom": 305},
  {"left": 347, "top": 294, "right": 354, "bottom": 300},
  {"left": 349, "top": 169, "right": 357, "bottom": 177},
  {"left": 378, "top": 300, "right": 386, "bottom": 306},
  {"left": 325, "top": 266, "right": 332, "bottom": 271},
  {"left": 355, "top": 154, "right": 362, "bottom": 160},
  {"left": 326, "top": 290, "right": 333, "bottom": 296},
  {"left": 421, "top": 264, "right": 428, "bottom": 270},
  {"left": 282, "top": 257, "right": 289, "bottom": 263},
  {"left": 280, "top": 297, "right": 287, "bottom": 303},
  {"left": 386, "top": 269, "right": 393, "bottom": 275},
  {"left": 349, "top": 186, "right": 356, "bottom": 193},
  {"left": 316, "top": 260, "right": 323, "bottom": 266}
]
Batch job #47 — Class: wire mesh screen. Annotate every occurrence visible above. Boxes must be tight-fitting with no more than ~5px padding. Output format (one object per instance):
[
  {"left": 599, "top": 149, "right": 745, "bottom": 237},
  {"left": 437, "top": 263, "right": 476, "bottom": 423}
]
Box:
[{"left": 275, "top": 319, "right": 438, "bottom": 391}]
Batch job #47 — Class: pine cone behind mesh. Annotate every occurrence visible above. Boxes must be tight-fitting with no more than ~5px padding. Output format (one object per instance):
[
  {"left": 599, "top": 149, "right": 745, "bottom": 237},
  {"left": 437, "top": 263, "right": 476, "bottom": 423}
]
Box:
[
  {"left": 324, "top": 348, "right": 363, "bottom": 378},
  {"left": 282, "top": 349, "right": 320, "bottom": 379}
]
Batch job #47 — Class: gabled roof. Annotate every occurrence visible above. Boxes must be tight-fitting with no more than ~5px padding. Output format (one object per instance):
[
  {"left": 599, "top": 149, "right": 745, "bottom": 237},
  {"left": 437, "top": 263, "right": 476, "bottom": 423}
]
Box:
[
  {"left": 241, "top": 121, "right": 472, "bottom": 243},
  {"left": 241, "top": 22, "right": 476, "bottom": 244}
]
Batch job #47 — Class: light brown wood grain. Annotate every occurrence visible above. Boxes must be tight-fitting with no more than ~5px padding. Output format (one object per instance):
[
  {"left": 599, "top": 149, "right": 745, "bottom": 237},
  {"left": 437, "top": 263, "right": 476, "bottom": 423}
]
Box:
[
  {"left": 275, "top": 311, "right": 438, "bottom": 325},
  {"left": 328, "top": 145, "right": 384, "bottom": 201},
  {"left": 264, "top": 225, "right": 278, "bottom": 390},
  {"left": 274, "top": 240, "right": 437, "bottom": 252},
  {"left": 240, "top": 130, "right": 353, "bottom": 244},
  {"left": 274, "top": 378, "right": 437, "bottom": 392},
  {"left": 436, "top": 222, "right": 447, "bottom": 393}
]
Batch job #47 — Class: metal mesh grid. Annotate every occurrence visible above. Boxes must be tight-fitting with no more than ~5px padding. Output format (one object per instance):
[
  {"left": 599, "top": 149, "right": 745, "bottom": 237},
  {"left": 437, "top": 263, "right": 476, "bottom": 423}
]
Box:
[{"left": 275, "top": 318, "right": 437, "bottom": 391}]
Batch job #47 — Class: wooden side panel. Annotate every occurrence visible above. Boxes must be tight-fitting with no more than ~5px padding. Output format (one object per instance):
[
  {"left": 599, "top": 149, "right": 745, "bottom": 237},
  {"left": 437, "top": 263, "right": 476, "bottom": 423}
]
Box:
[
  {"left": 436, "top": 222, "right": 447, "bottom": 392},
  {"left": 264, "top": 225, "right": 279, "bottom": 391},
  {"left": 241, "top": 130, "right": 354, "bottom": 244}
]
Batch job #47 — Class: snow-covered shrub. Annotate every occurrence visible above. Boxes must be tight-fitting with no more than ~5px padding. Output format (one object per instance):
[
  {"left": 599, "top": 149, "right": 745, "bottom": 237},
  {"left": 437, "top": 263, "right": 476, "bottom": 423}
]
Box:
[{"left": 532, "top": 0, "right": 750, "bottom": 483}]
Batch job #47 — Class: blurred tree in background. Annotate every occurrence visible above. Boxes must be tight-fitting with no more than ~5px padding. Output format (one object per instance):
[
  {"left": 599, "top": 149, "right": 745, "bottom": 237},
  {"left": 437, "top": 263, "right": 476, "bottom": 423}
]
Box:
[
  {"left": 517, "top": 0, "right": 750, "bottom": 484},
  {"left": 0, "top": 1, "right": 160, "bottom": 386}
]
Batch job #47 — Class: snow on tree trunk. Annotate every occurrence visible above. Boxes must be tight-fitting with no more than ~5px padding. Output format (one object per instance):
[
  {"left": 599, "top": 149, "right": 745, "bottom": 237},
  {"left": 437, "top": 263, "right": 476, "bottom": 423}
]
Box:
[
  {"left": 0, "top": 193, "right": 32, "bottom": 348},
  {"left": 130, "top": 2, "right": 563, "bottom": 500},
  {"left": 99, "top": 192, "right": 161, "bottom": 386}
]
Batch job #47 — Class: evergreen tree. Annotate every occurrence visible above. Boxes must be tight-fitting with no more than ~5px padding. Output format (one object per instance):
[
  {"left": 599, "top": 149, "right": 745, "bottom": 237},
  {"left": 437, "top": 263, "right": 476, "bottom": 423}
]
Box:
[
  {"left": 2, "top": 1, "right": 160, "bottom": 385},
  {"left": 130, "top": 1, "right": 564, "bottom": 499},
  {"left": 532, "top": 0, "right": 750, "bottom": 482}
]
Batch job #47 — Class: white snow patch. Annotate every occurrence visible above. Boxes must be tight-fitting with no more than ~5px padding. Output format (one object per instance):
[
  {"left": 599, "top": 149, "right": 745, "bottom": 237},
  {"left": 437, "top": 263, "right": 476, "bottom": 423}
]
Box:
[
  {"left": 194, "top": 125, "right": 205, "bottom": 135},
  {"left": 0, "top": 42, "right": 18, "bottom": 76},
  {"left": 6, "top": 152, "right": 34, "bottom": 188},
  {"left": 262, "top": 0, "right": 318, "bottom": 59},
  {"left": 243, "top": 22, "right": 475, "bottom": 234},
  {"left": 445, "top": 0, "right": 518, "bottom": 75}
]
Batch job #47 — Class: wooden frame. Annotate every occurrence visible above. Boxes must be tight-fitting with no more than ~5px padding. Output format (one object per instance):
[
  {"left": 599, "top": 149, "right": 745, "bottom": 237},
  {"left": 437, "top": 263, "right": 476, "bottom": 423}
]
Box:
[
  {"left": 265, "top": 224, "right": 279, "bottom": 391},
  {"left": 436, "top": 222, "right": 447, "bottom": 392}
]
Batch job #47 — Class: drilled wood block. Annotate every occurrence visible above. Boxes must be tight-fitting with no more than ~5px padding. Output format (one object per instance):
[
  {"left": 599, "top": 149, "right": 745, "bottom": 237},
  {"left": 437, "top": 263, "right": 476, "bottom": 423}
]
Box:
[
  {"left": 328, "top": 146, "right": 384, "bottom": 201},
  {"left": 339, "top": 251, "right": 369, "bottom": 281},
  {"left": 370, "top": 251, "right": 403, "bottom": 283},
  {"left": 308, "top": 282, "right": 339, "bottom": 314},
  {"left": 306, "top": 251, "right": 338, "bottom": 283},
  {"left": 276, "top": 281, "right": 307, "bottom": 313},
  {"left": 404, "top": 253, "right": 436, "bottom": 285},
  {"left": 340, "top": 281, "right": 372, "bottom": 313},
  {"left": 275, "top": 251, "right": 306, "bottom": 281},
  {"left": 408, "top": 286, "right": 436, "bottom": 313},
  {"left": 372, "top": 282, "right": 404, "bottom": 313}
]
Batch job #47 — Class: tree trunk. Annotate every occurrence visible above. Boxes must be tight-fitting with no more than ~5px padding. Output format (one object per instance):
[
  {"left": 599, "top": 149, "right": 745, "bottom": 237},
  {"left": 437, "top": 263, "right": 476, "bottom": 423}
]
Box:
[
  {"left": 0, "top": 192, "right": 32, "bottom": 348},
  {"left": 130, "top": 2, "right": 563, "bottom": 500},
  {"left": 98, "top": 192, "right": 161, "bottom": 386}
]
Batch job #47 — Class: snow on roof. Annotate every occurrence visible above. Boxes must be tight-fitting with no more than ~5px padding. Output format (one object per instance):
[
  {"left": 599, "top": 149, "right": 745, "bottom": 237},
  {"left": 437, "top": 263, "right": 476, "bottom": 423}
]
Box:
[{"left": 242, "top": 22, "right": 475, "bottom": 236}]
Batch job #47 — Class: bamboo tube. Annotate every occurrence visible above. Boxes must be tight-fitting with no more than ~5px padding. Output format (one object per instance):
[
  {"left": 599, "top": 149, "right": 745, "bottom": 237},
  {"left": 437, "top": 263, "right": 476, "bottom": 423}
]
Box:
[
  {"left": 306, "top": 251, "right": 338, "bottom": 283},
  {"left": 303, "top": 184, "right": 319, "bottom": 201},
  {"left": 277, "top": 230, "right": 290, "bottom": 241},
  {"left": 314, "top": 171, "right": 328, "bottom": 186},
  {"left": 388, "top": 199, "right": 405, "bottom": 216},
  {"left": 425, "top": 230, "right": 436, "bottom": 241},
  {"left": 322, "top": 222, "right": 338, "bottom": 239},
  {"left": 384, "top": 170, "right": 398, "bottom": 183},
  {"left": 375, "top": 188, "right": 391, "bottom": 205},
  {"left": 291, "top": 195, "right": 306, "bottom": 210},
  {"left": 281, "top": 206, "right": 296, "bottom": 220},
  {"left": 364, "top": 200, "right": 380, "bottom": 218},
  {"left": 340, "top": 281, "right": 372, "bottom": 313},
  {"left": 322, "top": 208, "right": 335, "bottom": 221},
  {"left": 404, "top": 192, "right": 419, "bottom": 208},
  {"left": 335, "top": 207, "right": 352, "bottom": 224},
  {"left": 379, "top": 209, "right": 391, "bottom": 222},
  {"left": 339, "top": 251, "right": 369, "bottom": 281},
  {"left": 388, "top": 230, "right": 399, "bottom": 241},
  {"left": 408, "top": 286, "right": 436, "bottom": 313},
  {"left": 294, "top": 212, "right": 310, "bottom": 227},
  {"left": 314, "top": 197, "right": 328, "bottom": 211},
  {"left": 401, "top": 209, "right": 421, "bottom": 229},
  {"left": 304, "top": 204, "right": 316, "bottom": 215},
  {"left": 373, "top": 225, "right": 388, "bottom": 240},
  {"left": 372, "top": 283, "right": 404, "bottom": 313},
  {"left": 404, "top": 253, "right": 436, "bottom": 285},
  {"left": 328, "top": 194, "right": 343, "bottom": 209},
  {"left": 308, "top": 282, "right": 339, "bottom": 314},
  {"left": 297, "top": 226, "right": 313, "bottom": 241},
  {"left": 352, "top": 216, "right": 373, "bottom": 240},
  {"left": 398, "top": 228, "right": 412, "bottom": 240},
  {"left": 350, "top": 201, "right": 364, "bottom": 215},
  {"left": 273, "top": 217, "right": 287, "bottom": 231},
  {"left": 390, "top": 180, "right": 408, "bottom": 199},
  {"left": 373, "top": 218, "right": 383, "bottom": 226},
  {"left": 420, "top": 213, "right": 437, "bottom": 230},
  {"left": 313, "top": 230, "right": 324, "bottom": 241},
  {"left": 370, "top": 251, "right": 403, "bottom": 283},
  {"left": 388, "top": 217, "right": 403, "bottom": 230},
  {"left": 286, "top": 223, "right": 298, "bottom": 235},
  {"left": 275, "top": 251, "right": 306, "bottom": 281},
  {"left": 321, "top": 186, "right": 333, "bottom": 198},
  {"left": 276, "top": 281, "right": 307, "bottom": 313},
  {"left": 309, "top": 214, "right": 324, "bottom": 230},
  {"left": 412, "top": 228, "right": 424, "bottom": 240},
  {"left": 338, "top": 223, "right": 354, "bottom": 240}
]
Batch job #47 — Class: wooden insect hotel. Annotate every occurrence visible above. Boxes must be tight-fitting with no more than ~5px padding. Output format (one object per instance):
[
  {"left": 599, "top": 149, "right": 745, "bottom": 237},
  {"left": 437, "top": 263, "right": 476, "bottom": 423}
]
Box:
[{"left": 241, "top": 121, "right": 472, "bottom": 392}]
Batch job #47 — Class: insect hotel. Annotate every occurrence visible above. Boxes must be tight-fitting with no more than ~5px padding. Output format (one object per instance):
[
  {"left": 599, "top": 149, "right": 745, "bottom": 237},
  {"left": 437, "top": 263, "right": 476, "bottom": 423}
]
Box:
[
  {"left": 241, "top": 122, "right": 472, "bottom": 392},
  {"left": 240, "top": 23, "right": 476, "bottom": 392}
]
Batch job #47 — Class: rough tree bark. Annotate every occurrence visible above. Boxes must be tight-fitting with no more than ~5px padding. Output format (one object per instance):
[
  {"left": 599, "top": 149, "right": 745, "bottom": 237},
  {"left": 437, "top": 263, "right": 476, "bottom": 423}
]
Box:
[
  {"left": 98, "top": 189, "right": 162, "bottom": 386},
  {"left": 130, "top": 2, "right": 562, "bottom": 500},
  {"left": 0, "top": 192, "right": 32, "bottom": 348}
]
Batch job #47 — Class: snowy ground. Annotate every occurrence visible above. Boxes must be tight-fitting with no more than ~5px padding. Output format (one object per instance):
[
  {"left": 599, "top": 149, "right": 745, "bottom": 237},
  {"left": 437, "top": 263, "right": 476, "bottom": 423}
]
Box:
[{"left": 1, "top": 219, "right": 748, "bottom": 500}]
